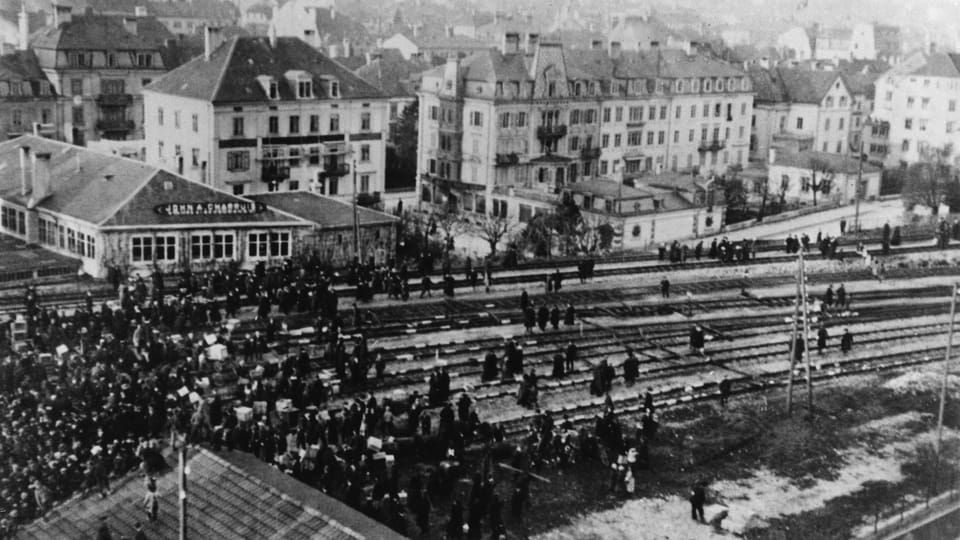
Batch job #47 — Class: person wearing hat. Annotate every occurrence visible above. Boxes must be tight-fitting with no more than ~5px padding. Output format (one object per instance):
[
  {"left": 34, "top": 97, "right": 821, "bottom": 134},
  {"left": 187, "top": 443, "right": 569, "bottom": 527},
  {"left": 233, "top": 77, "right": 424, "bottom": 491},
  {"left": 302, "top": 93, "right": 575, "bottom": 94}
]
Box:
[{"left": 841, "top": 328, "right": 853, "bottom": 354}]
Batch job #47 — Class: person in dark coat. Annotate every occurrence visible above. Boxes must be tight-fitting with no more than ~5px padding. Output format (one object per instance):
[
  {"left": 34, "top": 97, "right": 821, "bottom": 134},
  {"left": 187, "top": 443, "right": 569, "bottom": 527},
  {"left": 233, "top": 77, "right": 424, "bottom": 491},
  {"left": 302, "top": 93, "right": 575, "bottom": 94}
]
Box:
[
  {"left": 550, "top": 305, "right": 560, "bottom": 330},
  {"left": 520, "top": 289, "right": 529, "bottom": 312},
  {"left": 824, "top": 285, "right": 834, "bottom": 307},
  {"left": 565, "top": 342, "right": 578, "bottom": 372},
  {"left": 689, "top": 325, "right": 705, "bottom": 355},
  {"left": 719, "top": 378, "right": 731, "bottom": 407},
  {"left": 443, "top": 274, "right": 455, "bottom": 297},
  {"left": 690, "top": 481, "right": 706, "bottom": 522},
  {"left": 623, "top": 351, "right": 640, "bottom": 385},
  {"left": 482, "top": 351, "right": 499, "bottom": 382},
  {"left": 836, "top": 284, "right": 847, "bottom": 309},
  {"left": 523, "top": 307, "right": 536, "bottom": 334},
  {"left": 817, "top": 325, "right": 829, "bottom": 355},
  {"left": 537, "top": 305, "right": 549, "bottom": 332},
  {"left": 420, "top": 275, "right": 432, "bottom": 298},
  {"left": 794, "top": 336, "right": 806, "bottom": 362},
  {"left": 841, "top": 329, "right": 853, "bottom": 354},
  {"left": 552, "top": 353, "right": 565, "bottom": 378},
  {"left": 552, "top": 269, "right": 563, "bottom": 292},
  {"left": 660, "top": 277, "right": 670, "bottom": 298},
  {"left": 564, "top": 303, "right": 576, "bottom": 325}
]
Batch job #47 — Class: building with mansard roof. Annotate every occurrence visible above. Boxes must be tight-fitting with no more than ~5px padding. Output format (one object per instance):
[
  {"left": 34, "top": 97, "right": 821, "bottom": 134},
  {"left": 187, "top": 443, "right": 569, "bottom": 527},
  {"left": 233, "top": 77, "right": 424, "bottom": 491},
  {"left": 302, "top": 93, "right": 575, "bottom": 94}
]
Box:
[
  {"left": 143, "top": 30, "right": 393, "bottom": 215},
  {"left": 416, "top": 35, "right": 747, "bottom": 247}
]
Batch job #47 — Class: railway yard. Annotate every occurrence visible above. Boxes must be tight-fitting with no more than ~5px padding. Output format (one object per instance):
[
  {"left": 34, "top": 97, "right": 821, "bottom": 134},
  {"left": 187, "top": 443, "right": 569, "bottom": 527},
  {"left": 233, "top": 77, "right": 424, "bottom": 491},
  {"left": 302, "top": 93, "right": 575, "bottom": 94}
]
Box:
[{"left": 6, "top": 231, "right": 960, "bottom": 539}]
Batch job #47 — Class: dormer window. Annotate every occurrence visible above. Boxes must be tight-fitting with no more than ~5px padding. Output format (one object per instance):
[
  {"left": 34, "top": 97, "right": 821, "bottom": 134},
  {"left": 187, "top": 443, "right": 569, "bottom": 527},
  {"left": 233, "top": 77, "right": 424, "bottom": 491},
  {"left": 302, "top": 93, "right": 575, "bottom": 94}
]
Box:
[
  {"left": 285, "top": 70, "right": 314, "bottom": 99},
  {"left": 298, "top": 80, "right": 313, "bottom": 98},
  {"left": 257, "top": 75, "right": 280, "bottom": 100}
]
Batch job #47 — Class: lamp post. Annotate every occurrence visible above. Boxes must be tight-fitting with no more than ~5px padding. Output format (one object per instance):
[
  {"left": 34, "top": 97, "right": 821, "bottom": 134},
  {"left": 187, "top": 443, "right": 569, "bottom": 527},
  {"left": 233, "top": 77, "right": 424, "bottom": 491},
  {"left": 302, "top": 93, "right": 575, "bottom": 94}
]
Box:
[{"left": 852, "top": 118, "right": 873, "bottom": 235}]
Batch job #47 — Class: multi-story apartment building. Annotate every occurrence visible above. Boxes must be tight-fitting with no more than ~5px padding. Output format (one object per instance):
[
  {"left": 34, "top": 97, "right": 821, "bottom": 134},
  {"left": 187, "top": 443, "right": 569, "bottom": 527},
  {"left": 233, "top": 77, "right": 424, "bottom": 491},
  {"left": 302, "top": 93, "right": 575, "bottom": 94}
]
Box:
[
  {"left": 143, "top": 30, "right": 390, "bottom": 201},
  {"left": 30, "top": 4, "right": 174, "bottom": 145},
  {"left": 0, "top": 19, "right": 63, "bottom": 141},
  {"left": 872, "top": 52, "right": 960, "bottom": 166},
  {"left": 81, "top": 0, "right": 239, "bottom": 37},
  {"left": 748, "top": 67, "right": 854, "bottom": 162},
  {"left": 416, "top": 35, "right": 752, "bottom": 224}
]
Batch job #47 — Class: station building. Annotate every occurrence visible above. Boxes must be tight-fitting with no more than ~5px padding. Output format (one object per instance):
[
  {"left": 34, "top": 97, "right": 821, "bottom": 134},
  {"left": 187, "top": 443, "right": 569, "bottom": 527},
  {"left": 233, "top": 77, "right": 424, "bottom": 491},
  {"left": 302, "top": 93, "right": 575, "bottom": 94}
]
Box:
[{"left": 0, "top": 135, "right": 397, "bottom": 278}]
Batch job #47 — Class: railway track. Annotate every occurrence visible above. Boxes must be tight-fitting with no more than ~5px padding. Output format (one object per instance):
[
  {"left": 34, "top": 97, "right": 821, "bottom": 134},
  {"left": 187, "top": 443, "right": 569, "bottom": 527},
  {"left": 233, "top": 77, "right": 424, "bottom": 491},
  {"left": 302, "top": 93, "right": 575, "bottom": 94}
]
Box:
[{"left": 0, "top": 239, "right": 951, "bottom": 319}]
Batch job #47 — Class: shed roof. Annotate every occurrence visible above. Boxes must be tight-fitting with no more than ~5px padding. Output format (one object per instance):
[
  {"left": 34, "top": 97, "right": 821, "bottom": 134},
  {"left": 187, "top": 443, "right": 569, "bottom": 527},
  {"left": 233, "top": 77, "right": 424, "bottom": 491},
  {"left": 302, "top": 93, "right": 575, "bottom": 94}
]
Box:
[{"left": 248, "top": 192, "right": 398, "bottom": 229}]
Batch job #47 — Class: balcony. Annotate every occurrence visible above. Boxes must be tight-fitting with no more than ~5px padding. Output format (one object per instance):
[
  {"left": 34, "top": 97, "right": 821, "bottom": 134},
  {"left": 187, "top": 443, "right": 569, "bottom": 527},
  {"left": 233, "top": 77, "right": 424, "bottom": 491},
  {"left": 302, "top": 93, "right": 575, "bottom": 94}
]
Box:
[
  {"left": 580, "top": 147, "right": 601, "bottom": 161},
  {"left": 495, "top": 153, "right": 520, "bottom": 167},
  {"left": 536, "top": 124, "right": 567, "bottom": 145},
  {"left": 697, "top": 139, "right": 726, "bottom": 153},
  {"left": 95, "top": 119, "right": 134, "bottom": 132},
  {"left": 261, "top": 163, "right": 290, "bottom": 182},
  {"left": 320, "top": 162, "right": 350, "bottom": 178},
  {"left": 96, "top": 93, "right": 133, "bottom": 106}
]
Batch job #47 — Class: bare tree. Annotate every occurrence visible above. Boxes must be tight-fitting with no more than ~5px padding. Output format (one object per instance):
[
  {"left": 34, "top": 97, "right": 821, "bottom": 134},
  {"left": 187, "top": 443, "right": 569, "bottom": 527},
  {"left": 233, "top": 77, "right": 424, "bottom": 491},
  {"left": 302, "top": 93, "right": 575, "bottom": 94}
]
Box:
[
  {"left": 902, "top": 144, "right": 957, "bottom": 215},
  {"left": 431, "top": 203, "right": 466, "bottom": 253},
  {"left": 806, "top": 158, "right": 835, "bottom": 206},
  {"left": 777, "top": 175, "right": 791, "bottom": 210},
  {"left": 473, "top": 213, "right": 517, "bottom": 256}
]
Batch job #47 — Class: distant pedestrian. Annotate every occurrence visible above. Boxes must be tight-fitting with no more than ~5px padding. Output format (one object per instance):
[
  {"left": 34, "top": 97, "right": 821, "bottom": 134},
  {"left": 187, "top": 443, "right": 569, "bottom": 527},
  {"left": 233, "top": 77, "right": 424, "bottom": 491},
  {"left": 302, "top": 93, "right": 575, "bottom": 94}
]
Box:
[
  {"left": 690, "top": 481, "right": 706, "bottom": 522},
  {"left": 660, "top": 277, "right": 670, "bottom": 298},
  {"left": 718, "top": 378, "right": 731, "bottom": 407},
  {"left": 841, "top": 329, "right": 853, "bottom": 354}
]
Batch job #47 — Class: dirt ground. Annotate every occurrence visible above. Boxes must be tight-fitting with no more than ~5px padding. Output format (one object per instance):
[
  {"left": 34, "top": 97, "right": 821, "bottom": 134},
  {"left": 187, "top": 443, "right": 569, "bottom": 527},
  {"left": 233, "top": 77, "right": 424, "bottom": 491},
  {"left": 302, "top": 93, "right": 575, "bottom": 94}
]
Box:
[{"left": 523, "top": 368, "right": 960, "bottom": 540}]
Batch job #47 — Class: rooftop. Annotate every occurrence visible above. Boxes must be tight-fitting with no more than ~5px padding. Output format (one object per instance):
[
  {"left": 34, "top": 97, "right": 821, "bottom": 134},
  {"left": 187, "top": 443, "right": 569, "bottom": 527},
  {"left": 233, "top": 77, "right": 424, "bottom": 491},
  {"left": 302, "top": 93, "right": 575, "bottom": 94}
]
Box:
[
  {"left": 30, "top": 13, "right": 174, "bottom": 52},
  {"left": 566, "top": 178, "right": 654, "bottom": 200},
  {"left": 146, "top": 36, "right": 384, "bottom": 103},
  {"left": 354, "top": 49, "right": 432, "bottom": 97},
  {"left": 81, "top": 0, "right": 239, "bottom": 21},
  {"left": 748, "top": 66, "right": 844, "bottom": 104},
  {"left": 0, "top": 135, "right": 303, "bottom": 228},
  {"left": 16, "top": 448, "right": 405, "bottom": 540},
  {"left": 247, "top": 192, "right": 399, "bottom": 229},
  {"left": 771, "top": 150, "right": 882, "bottom": 175}
]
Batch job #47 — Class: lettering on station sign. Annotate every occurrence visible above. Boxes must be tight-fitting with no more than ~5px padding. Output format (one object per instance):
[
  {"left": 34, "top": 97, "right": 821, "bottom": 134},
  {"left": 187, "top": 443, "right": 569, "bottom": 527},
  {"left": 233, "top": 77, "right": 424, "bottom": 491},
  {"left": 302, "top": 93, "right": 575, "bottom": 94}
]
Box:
[{"left": 154, "top": 201, "right": 267, "bottom": 217}]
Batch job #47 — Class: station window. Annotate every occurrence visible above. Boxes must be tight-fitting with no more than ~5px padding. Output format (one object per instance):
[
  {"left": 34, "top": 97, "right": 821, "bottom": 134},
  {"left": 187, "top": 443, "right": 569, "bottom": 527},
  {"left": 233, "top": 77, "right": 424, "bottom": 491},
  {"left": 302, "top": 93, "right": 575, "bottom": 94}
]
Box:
[
  {"left": 132, "top": 235, "right": 176, "bottom": 262},
  {"left": 248, "top": 231, "right": 290, "bottom": 258}
]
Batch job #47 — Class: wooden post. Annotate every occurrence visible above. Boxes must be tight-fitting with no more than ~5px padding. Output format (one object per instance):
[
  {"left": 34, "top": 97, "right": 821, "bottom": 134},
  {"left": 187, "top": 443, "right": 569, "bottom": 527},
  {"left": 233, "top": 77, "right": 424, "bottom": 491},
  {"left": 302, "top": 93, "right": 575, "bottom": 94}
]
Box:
[
  {"left": 179, "top": 443, "right": 188, "bottom": 540},
  {"left": 799, "top": 249, "right": 814, "bottom": 414},
  {"left": 786, "top": 253, "right": 802, "bottom": 416}
]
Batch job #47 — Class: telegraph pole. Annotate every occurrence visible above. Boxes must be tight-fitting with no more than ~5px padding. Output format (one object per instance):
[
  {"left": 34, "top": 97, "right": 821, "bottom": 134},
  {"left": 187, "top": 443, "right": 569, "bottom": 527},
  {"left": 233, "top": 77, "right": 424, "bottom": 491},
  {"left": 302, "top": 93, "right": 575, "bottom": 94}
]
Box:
[
  {"left": 786, "top": 253, "right": 802, "bottom": 416},
  {"left": 799, "top": 249, "right": 814, "bottom": 413},
  {"left": 854, "top": 138, "right": 864, "bottom": 234},
  {"left": 352, "top": 159, "right": 360, "bottom": 260},
  {"left": 936, "top": 283, "right": 960, "bottom": 457}
]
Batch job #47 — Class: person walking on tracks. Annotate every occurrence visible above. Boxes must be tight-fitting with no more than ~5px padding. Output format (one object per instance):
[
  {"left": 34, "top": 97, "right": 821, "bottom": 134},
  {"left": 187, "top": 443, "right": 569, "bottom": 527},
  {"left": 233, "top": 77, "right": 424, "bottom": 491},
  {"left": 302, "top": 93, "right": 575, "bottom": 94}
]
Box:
[
  {"left": 841, "top": 329, "right": 853, "bottom": 354},
  {"left": 817, "top": 325, "right": 829, "bottom": 355},
  {"left": 565, "top": 341, "right": 578, "bottom": 372},
  {"left": 718, "top": 378, "right": 731, "bottom": 407},
  {"left": 660, "top": 277, "right": 671, "bottom": 298},
  {"left": 689, "top": 325, "right": 705, "bottom": 356}
]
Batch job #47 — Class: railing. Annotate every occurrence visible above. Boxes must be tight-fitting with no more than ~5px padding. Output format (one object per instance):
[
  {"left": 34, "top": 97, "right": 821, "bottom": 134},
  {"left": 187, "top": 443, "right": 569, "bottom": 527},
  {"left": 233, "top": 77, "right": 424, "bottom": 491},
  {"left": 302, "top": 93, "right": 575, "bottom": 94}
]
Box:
[
  {"left": 580, "top": 147, "right": 601, "bottom": 160},
  {"left": 320, "top": 163, "right": 350, "bottom": 178},
  {"left": 96, "top": 93, "right": 133, "bottom": 106},
  {"left": 536, "top": 124, "right": 567, "bottom": 144},
  {"left": 261, "top": 163, "right": 290, "bottom": 182},
  {"left": 495, "top": 153, "right": 520, "bottom": 167},
  {"left": 95, "top": 119, "right": 134, "bottom": 131},
  {"left": 697, "top": 139, "right": 726, "bottom": 152}
]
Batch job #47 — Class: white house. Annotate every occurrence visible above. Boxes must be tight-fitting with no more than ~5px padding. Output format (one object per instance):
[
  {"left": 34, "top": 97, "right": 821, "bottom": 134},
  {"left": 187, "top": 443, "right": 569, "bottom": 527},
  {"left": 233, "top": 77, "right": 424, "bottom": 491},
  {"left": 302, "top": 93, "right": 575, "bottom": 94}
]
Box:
[{"left": 767, "top": 149, "right": 881, "bottom": 205}]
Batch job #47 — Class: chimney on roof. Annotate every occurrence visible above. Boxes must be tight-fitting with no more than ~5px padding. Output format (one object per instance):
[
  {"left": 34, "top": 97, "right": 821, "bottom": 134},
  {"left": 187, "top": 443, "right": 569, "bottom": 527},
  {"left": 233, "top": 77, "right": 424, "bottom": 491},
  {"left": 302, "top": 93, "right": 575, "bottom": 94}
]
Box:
[
  {"left": 328, "top": 43, "right": 340, "bottom": 58},
  {"left": 445, "top": 25, "right": 454, "bottom": 38},
  {"left": 342, "top": 38, "right": 351, "bottom": 57},
  {"left": 590, "top": 39, "right": 603, "bottom": 50},
  {"left": 51, "top": 3, "right": 72, "bottom": 27},
  {"left": 365, "top": 50, "right": 382, "bottom": 65},
  {"left": 412, "top": 25, "right": 419, "bottom": 38},
  {"left": 204, "top": 26, "right": 222, "bottom": 61},
  {"left": 123, "top": 16, "right": 138, "bottom": 35},
  {"left": 330, "top": 7, "right": 336, "bottom": 20},
  {"left": 502, "top": 32, "right": 520, "bottom": 54},
  {"left": 268, "top": 22, "right": 276, "bottom": 47},
  {"left": 134, "top": 6, "right": 147, "bottom": 17},
  {"left": 525, "top": 33, "right": 539, "bottom": 55},
  {"left": 609, "top": 40, "right": 622, "bottom": 58},
  {"left": 17, "top": 4, "right": 28, "bottom": 51},
  {"left": 19, "top": 145, "right": 31, "bottom": 197},
  {"left": 28, "top": 152, "right": 51, "bottom": 209}
]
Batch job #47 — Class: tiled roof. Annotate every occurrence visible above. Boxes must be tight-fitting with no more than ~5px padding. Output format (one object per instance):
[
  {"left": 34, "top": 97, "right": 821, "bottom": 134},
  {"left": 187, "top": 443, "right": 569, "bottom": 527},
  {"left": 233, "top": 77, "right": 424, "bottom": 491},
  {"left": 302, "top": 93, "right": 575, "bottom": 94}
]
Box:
[
  {"left": 841, "top": 72, "right": 878, "bottom": 98},
  {"left": 771, "top": 150, "right": 882, "bottom": 175},
  {"left": 248, "top": 192, "right": 399, "bottom": 229},
  {"left": 457, "top": 46, "right": 746, "bottom": 85},
  {"left": 16, "top": 448, "right": 404, "bottom": 540},
  {"left": 749, "top": 67, "right": 842, "bottom": 105},
  {"left": 910, "top": 52, "right": 960, "bottom": 78},
  {"left": 0, "top": 49, "right": 53, "bottom": 87},
  {"left": 81, "top": 0, "right": 238, "bottom": 20},
  {"left": 146, "top": 36, "right": 384, "bottom": 103},
  {"left": 30, "top": 13, "right": 173, "bottom": 52},
  {"left": 0, "top": 135, "right": 303, "bottom": 227},
  {"left": 308, "top": 7, "right": 372, "bottom": 47},
  {"left": 413, "top": 33, "right": 492, "bottom": 51},
  {"left": 354, "top": 49, "right": 431, "bottom": 97}
]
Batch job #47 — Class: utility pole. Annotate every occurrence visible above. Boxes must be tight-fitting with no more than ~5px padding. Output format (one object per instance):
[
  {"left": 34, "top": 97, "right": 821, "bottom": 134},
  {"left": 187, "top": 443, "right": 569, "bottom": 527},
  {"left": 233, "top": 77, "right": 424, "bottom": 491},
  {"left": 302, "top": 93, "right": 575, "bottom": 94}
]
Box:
[
  {"left": 799, "top": 249, "right": 814, "bottom": 413},
  {"left": 178, "top": 439, "right": 188, "bottom": 540},
  {"left": 352, "top": 159, "right": 359, "bottom": 260},
  {"left": 786, "top": 253, "right": 802, "bottom": 416},
  {"left": 854, "top": 138, "right": 864, "bottom": 235},
  {"left": 936, "top": 283, "right": 960, "bottom": 458}
]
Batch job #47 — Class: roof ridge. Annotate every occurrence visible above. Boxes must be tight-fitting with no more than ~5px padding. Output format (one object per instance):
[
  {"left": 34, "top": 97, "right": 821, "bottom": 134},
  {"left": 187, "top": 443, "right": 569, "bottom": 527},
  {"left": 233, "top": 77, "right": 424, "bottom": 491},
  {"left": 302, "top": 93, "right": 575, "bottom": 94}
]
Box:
[
  {"left": 210, "top": 35, "right": 240, "bottom": 103},
  {"left": 94, "top": 165, "right": 162, "bottom": 227}
]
